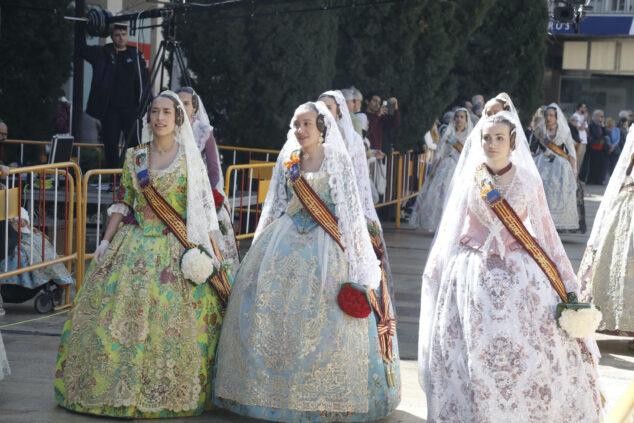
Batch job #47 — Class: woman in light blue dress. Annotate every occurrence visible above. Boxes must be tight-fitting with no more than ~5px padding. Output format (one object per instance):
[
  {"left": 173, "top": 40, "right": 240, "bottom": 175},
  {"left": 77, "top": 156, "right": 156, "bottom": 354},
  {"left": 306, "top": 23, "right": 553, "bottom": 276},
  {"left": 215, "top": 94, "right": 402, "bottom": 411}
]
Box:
[
  {"left": 410, "top": 108, "right": 473, "bottom": 232},
  {"left": 213, "top": 102, "right": 400, "bottom": 422},
  {"left": 532, "top": 103, "right": 579, "bottom": 230}
]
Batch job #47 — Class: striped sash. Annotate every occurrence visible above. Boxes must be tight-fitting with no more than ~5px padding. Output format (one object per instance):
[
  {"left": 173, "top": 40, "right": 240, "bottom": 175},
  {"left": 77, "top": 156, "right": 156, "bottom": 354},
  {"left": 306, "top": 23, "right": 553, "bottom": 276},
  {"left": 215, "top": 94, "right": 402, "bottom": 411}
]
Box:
[
  {"left": 544, "top": 138, "right": 569, "bottom": 159},
  {"left": 285, "top": 153, "right": 345, "bottom": 251},
  {"left": 292, "top": 176, "right": 345, "bottom": 251},
  {"left": 366, "top": 222, "right": 396, "bottom": 387},
  {"left": 476, "top": 164, "right": 568, "bottom": 302},
  {"left": 134, "top": 144, "right": 232, "bottom": 307},
  {"left": 449, "top": 137, "right": 463, "bottom": 153}
]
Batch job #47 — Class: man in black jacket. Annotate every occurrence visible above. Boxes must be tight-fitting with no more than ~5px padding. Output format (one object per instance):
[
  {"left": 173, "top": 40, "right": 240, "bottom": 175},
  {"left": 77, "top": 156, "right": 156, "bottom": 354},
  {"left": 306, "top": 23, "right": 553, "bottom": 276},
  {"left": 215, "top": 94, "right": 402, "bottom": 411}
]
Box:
[{"left": 78, "top": 24, "right": 148, "bottom": 169}]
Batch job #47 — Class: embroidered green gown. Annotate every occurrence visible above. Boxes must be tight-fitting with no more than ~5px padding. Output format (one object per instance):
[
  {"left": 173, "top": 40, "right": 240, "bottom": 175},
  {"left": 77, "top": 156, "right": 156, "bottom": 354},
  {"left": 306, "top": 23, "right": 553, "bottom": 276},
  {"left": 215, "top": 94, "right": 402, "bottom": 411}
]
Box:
[{"left": 54, "top": 146, "right": 223, "bottom": 418}]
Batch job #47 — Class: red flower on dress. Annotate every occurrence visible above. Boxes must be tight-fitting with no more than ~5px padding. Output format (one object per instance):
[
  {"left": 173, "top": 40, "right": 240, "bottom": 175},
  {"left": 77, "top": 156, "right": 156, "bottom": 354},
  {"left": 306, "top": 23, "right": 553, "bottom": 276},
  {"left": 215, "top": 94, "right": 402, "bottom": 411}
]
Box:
[
  {"left": 337, "top": 283, "right": 371, "bottom": 318},
  {"left": 212, "top": 189, "right": 224, "bottom": 211}
]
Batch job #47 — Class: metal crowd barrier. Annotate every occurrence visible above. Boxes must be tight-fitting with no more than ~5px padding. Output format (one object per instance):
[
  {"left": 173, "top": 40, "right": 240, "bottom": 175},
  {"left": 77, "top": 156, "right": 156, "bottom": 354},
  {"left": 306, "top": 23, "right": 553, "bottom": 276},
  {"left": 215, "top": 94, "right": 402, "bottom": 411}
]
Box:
[
  {"left": 218, "top": 145, "right": 279, "bottom": 166},
  {"left": 2, "top": 140, "right": 280, "bottom": 170},
  {"left": 222, "top": 150, "right": 428, "bottom": 239},
  {"left": 77, "top": 169, "right": 122, "bottom": 293},
  {"left": 370, "top": 150, "right": 427, "bottom": 228},
  {"left": 223, "top": 162, "right": 276, "bottom": 240},
  {"left": 2, "top": 139, "right": 104, "bottom": 169},
  {"left": 0, "top": 146, "right": 427, "bottom": 297},
  {"left": 0, "top": 162, "right": 82, "bottom": 310}
]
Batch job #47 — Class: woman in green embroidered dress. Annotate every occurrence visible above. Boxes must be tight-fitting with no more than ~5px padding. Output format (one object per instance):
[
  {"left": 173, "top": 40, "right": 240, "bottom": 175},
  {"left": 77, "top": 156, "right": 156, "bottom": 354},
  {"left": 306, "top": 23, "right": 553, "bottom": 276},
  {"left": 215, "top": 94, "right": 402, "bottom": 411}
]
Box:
[{"left": 54, "top": 91, "right": 225, "bottom": 418}]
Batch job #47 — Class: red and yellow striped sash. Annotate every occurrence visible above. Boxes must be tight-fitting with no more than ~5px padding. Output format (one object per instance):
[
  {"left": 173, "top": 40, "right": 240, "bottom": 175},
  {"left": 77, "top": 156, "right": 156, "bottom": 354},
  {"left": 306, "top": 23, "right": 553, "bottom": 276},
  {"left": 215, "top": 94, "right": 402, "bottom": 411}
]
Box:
[
  {"left": 144, "top": 186, "right": 192, "bottom": 248},
  {"left": 544, "top": 139, "right": 569, "bottom": 159},
  {"left": 449, "top": 137, "right": 463, "bottom": 153},
  {"left": 476, "top": 165, "right": 568, "bottom": 303},
  {"left": 141, "top": 179, "right": 231, "bottom": 307},
  {"left": 367, "top": 222, "right": 396, "bottom": 387},
  {"left": 291, "top": 175, "right": 345, "bottom": 251}
]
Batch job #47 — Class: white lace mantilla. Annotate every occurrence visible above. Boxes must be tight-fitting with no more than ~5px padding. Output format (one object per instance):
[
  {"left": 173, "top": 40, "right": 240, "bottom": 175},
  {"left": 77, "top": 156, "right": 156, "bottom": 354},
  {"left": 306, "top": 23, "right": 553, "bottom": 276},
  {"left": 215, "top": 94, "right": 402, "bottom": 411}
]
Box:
[
  {"left": 192, "top": 119, "right": 212, "bottom": 153},
  {"left": 321, "top": 90, "right": 379, "bottom": 224}
]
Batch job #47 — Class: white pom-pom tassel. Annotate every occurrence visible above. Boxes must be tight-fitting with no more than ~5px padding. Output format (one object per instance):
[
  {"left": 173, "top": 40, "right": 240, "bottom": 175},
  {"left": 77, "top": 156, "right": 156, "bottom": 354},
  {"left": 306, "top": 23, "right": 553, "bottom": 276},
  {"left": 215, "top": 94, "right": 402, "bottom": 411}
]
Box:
[
  {"left": 181, "top": 247, "right": 215, "bottom": 285},
  {"left": 558, "top": 305, "right": 603, "bottom": 339}
]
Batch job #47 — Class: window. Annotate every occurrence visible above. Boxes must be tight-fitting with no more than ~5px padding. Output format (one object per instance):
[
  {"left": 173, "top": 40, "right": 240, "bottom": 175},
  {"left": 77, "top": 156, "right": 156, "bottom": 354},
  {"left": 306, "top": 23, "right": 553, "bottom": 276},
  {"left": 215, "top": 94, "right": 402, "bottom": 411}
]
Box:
[
  {"left": 590, "top": 0, "right": 633, "bottom": 12},
  {"left": 591, "top": 0, "right": 607, "bottom": 12},
  {"left": 611, "top": 0, "right": 626, "bottom": 11}
]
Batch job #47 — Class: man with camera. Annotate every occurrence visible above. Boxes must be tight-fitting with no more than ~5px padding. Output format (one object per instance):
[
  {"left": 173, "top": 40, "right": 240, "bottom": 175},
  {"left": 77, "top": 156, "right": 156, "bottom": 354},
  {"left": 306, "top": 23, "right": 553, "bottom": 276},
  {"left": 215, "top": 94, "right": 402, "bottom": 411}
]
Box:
[
  {"left": 78, "top": 23, "right": 148, "bottom": 169},
  {"left": 364, "top": 93, "right": 400, "bottom": 153}
]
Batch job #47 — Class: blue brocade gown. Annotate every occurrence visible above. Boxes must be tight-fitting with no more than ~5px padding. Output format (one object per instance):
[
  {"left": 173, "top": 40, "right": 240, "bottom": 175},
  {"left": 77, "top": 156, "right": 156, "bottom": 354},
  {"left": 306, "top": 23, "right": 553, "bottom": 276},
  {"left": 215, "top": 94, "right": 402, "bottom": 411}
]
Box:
[{"left": 213, "top": 170, "right": 401, "bottom": 422}]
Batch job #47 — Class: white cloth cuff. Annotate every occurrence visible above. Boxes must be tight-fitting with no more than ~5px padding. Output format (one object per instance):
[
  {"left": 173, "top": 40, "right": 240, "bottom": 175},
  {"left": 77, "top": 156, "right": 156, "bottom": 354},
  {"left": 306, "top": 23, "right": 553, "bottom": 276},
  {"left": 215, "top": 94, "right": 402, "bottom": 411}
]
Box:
[{"left": 107, "top": 202, "right": 131, "bottom": 217}]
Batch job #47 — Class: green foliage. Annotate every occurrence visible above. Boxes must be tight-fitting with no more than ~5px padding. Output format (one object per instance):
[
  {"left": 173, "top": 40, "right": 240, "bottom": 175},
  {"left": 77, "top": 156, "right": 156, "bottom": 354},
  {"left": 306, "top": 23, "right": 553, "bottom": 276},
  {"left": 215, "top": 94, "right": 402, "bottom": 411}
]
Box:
[
  {"left": 451, "top": 0, "right": 548, "bottom": 124},
  {"left": 335, "top": 0, "right": 494, "bottom": 149},
  {"left": 178, "top": 0, "right": 545, "bottom": 151},
  {"left": 178, "top": 1, "right": 338, "bottom": 150},
  {"left": 404, "top": 0, "right": 495, "bottom": 148},
  {"left": 0, "top": 1, "right": 73, "bottom": 140}
]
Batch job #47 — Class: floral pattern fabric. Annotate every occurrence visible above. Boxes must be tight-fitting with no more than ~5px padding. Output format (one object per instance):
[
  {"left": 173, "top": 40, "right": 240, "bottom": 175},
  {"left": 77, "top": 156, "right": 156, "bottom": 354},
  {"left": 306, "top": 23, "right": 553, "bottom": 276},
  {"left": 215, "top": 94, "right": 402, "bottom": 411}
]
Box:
[
  {"left": 424, "top": 173, "right": 601, "bottom": 422},
  {"left": 214, "top": 171, "right": 400, "bottom": 422},
  {"left": 215, "top": 200, "right": 240, "bottom": 276},
  {"left": 54, "top": 148, "right": 224, "bottom": 418},
  {"left": 534, "top": 153, "right": 579, "bottom": 230},
  {"left": 580, "top": 188, "right": 634, "bottom": 335}
]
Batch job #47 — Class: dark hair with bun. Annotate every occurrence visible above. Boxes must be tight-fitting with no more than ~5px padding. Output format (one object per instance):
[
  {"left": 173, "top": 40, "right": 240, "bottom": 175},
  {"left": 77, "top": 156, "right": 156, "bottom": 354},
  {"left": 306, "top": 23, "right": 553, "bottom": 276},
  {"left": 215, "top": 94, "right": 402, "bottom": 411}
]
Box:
[
  {"left": 175, "top": 87, "right": 200, "bottom": 114},
  {"left": 146, "top": 92, "right": 185, "bottom": 126}
]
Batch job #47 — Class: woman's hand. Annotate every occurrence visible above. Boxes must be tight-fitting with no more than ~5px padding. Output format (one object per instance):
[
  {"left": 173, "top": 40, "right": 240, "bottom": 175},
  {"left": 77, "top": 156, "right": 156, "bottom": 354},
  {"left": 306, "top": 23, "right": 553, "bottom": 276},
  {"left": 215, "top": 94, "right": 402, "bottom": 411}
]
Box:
[{"left": 94, "top": 240, "right": 110, "bottom": 264}]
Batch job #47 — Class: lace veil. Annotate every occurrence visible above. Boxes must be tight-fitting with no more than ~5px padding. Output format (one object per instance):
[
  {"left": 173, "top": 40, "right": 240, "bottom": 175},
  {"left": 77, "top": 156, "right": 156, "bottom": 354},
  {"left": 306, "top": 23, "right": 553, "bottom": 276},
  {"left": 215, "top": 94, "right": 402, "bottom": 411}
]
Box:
[
  {"left": 435, "top": 107, "right": 474, "bottom": 160},
  {"left": 320, "top": 90, "right": 379, "bottom": 224},
  {"left": 254, "top": 101, "right": 381, "bottom": 289},
  {"left": 536, "top": 103, "right": 577, "bottom": 164},
  {"left": 140, "top": 90, "right": 219, "bottom": 255},
  {"left": 587, "top": 124, "right": 634, "bottom": 250},
  {"left": 187, "top": 89, "right": 224, "bottom": 193},
  {"left": 418, "top": 93, "right": 600, "bottom": 392}
]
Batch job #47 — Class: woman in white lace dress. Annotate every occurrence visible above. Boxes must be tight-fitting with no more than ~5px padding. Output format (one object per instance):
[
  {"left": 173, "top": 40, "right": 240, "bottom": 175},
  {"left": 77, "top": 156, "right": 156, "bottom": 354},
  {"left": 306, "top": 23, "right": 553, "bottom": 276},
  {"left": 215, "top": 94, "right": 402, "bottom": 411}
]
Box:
[
  {"left": 176, "top": 87, "right": 240, "bottom": 275},
  {"left": 579, "top": 125, "right": 634, "bottom": 345},
  {"left": 410, "top": 108, "right": 473, "bottom": 232},
  {"left": 532, "top": 103, "right": 579, "bottom": 230},
  {"left": 418, "top": 95, "right": 602, "bottom": 422}
]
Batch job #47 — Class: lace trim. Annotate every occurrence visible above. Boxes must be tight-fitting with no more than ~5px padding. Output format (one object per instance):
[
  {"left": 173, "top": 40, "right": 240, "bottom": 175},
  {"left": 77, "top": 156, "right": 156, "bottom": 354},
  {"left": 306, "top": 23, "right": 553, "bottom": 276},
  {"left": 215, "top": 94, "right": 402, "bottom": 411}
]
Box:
[
  {"left": 192, "top": 119, "right": 212, "bottom": 153},
  {"left": 107, "top": 202, "right": 131, "bottom": 217},
  {"left": 149, "top": 145, "right": 185, "bottom": 177},
  {"left": 467, "top": 169, "right": 519, "bottom": 259}
]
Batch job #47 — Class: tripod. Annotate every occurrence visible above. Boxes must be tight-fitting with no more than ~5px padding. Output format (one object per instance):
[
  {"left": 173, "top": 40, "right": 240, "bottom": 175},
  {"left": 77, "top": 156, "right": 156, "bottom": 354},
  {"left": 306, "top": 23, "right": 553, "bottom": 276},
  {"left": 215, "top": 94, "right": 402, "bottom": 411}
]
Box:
[{"left": 118, "top": 13, "right": 192, "bottom": 167}]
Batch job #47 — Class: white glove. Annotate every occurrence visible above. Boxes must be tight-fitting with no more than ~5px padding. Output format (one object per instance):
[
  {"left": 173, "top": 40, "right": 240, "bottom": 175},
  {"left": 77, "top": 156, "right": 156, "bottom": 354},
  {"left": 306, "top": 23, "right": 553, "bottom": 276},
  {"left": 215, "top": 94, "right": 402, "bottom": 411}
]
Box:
[{"left": 94, "top": 240, "right": 110, "bottom": 264}]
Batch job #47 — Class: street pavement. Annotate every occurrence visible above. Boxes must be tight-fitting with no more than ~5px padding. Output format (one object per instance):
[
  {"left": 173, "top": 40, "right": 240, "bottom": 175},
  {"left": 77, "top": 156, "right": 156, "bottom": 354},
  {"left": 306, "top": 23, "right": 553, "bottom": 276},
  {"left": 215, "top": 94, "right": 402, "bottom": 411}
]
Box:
[{"left": 0, "top": 184, "right": 632, "bottom": 422}]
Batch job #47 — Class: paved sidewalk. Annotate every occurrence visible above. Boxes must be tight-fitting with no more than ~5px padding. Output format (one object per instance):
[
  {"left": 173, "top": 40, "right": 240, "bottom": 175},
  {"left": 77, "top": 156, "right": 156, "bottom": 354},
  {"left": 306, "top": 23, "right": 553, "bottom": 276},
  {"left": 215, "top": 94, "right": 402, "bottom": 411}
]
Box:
[{"left": 0, "top": 184, "right": 632, "bottom": 422}]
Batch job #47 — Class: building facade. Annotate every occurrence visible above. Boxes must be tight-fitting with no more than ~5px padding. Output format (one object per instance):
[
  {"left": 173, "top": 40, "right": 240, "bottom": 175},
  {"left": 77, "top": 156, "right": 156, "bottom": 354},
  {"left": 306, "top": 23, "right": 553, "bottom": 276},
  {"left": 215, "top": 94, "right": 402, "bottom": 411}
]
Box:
[{"left": 546, "top": 0, "right": 634, "bottom": 117}]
